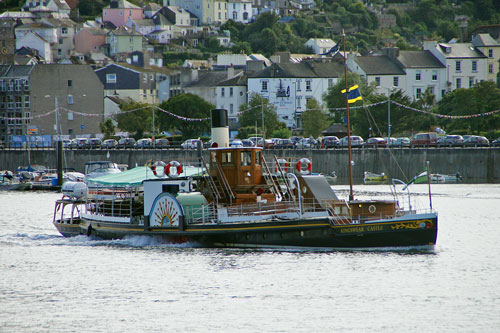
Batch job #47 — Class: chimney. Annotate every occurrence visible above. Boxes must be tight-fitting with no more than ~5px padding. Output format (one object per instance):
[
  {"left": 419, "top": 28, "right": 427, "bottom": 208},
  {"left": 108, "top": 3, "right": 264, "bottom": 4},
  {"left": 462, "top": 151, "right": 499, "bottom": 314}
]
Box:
[
  {"left": 227, "top": 65, "right": 234, "bottom": 79},
  {"left": 382, "top": 47, "right": 399, "bottom": 60},
  {"left": 246, "top": 60, "right": 265, "bottom": 73}
]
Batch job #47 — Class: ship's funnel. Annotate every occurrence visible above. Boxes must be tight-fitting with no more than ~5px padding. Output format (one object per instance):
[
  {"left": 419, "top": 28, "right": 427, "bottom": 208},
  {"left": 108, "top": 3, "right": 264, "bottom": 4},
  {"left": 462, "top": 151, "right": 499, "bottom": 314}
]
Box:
[{"left": 211, "top": 109, "right": 229, "bottom": 148}]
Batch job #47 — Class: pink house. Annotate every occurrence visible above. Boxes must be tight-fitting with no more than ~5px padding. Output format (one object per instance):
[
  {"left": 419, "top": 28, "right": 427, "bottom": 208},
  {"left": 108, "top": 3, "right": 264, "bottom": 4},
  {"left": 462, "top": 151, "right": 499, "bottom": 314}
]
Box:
[
  {"left": 102, "top": 0, "right": 144, "bottom": 28},
  {"left": 74, "top": 28, "right": 107, "bottom": 54}
]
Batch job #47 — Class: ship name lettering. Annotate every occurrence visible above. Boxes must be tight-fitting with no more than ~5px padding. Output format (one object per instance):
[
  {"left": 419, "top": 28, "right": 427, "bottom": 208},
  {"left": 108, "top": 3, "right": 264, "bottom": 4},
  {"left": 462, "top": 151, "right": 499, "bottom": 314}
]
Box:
[
  {"left": 341, "top": 227, "right": 365, "bottom": 233},
  {"left": 367, "top": 225, "right": 383, "bottom": 231}
]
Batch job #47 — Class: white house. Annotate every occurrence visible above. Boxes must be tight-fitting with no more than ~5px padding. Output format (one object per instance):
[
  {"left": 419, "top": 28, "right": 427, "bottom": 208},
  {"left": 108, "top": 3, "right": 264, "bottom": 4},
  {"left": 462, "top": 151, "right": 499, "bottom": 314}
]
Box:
[
  {"left": 471, "top": 33, "right": 500, "bottom": 83},
  {"left": 228, "top": 0, "right": 252, "bottom": 23},
  {"left": 216, "top": 69, "right": 247, "bottom": 127},
  {"left": 423, "top": 40, "right": 488, "bottom": 91},
  {"left": 247, "top": 61, "right": 344, "bottom": 129},
  {"left": 305, "top": 38, "right": 336, "bottom": 55},
  {"left": 16, "top": 31, "right": 53, "bottom": 63}
]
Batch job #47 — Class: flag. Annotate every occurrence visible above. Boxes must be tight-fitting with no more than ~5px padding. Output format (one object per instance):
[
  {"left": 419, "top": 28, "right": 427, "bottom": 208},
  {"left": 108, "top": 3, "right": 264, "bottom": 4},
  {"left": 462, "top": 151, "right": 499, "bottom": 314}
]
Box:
[
  {"left": 402, "top": 171, "right": 426, "bottom": 190},
  {"left": 341, "top": 85, "right": 363, "bottom": 103},
  {"left": 320, "top": 43, "right": 339, "bottom": 56}
]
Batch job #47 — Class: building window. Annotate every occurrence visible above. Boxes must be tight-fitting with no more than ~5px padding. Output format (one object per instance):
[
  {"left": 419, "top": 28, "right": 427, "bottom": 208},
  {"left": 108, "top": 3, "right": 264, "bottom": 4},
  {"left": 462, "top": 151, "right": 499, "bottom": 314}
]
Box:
[
  {"left": 67, "top": 95, "right": 74, "bottom": 105},
  {"left": 489, "top": 63, "right": 494, "bottom": 73},
  {"left": 328, "top": 79, "right": 333, "bottom": 87},
  {"left": 15, "top": 96, "right": 22, "bottom": 108},
  {"left": 375, "top": 77, "right": 380, "bottom": 86},
  {"left": 106, "top": 74, "right": 116, "bottom": 83},
  {"left": 230, "top": 104, "right": 233, "bottom": 114},
  {"left": 58, "top": 38, "right": 63, "bottom": 45},
  {"left": 233, "top": 11, "right": 237, "bottom": 20},
  {"left": 68, "top": 80, "right": 72, "bottom": 87},
  {"left": 472, "top": 61, "right": 477, "bottom": 72},
  {"left": 456, "top": 61, "right": 461, "bottom": 72},
  {"left": 244, "top": 4, "right": 247, "bottom": 9},
  {"left": 469, "top": 77, "right": 474, "bottom": 87},
  {"left": 393, "top": 77, "right": 399, "bottom": 87},
  {"left": 57, "top": 49, "right": 62, "bottom": 56},
  {"left": 230, "top": 87, "right": 233, "bottom": 97},
  {"left": 429, "top": 86, "right": 434, "bottom": 95},
  {"left": 305, "top": 80, "right": 311, "bottom": 91},
  {"left": 296, "top": 96, "right": 302, "bottom": 108},
  {"left": 143, "top": 74, "right": 147, "bottom": 83},
  {"left": 416, "top": 88, "right": 422, "bottom": 99},
  {"left": 0, "top": 80, "right": 5, "bottom": 91},
  {"left": 432, "top": 72, "right": 438, "bottom": 81},
  {"left": 221, "top": 87, "right": 225, "bottom": 97},
  {"left": 68, "top": 112, "right": 74, "bottom": 120},
  {"left": 24, "top": 112, "right": 30, "bottom": 124},
  {"left": 261, "top": 80, "right": 268, "bottom": 91},
  {"left": 456, "top": 78, "right": 461, "bottom": 88},
  {"left": 24, "top": 95, "right": 30, "bottom": 108},
  {"left": 120, "top": 10, "right": 123, "bottom": 16},
  {"left": 416, "top": 71, "right": 421, "bottom": 81},
  {"left": 15, "top": 79, "right": 20, "bottom": 91},
  {"left": 489, "top": 49, "right": 493, "bottom": 58},
  {"left": 62, "top": 27, "right": 68, "bottom": 34},
  {"left": 296, "top": 80, "right": 301, "bottom": 91}
]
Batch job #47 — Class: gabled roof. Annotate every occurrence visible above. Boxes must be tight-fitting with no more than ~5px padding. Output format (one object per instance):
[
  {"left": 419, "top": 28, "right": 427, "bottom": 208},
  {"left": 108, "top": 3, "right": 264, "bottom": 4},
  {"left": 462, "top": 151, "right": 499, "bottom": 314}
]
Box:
[
  {"left": 396, "top": 50, "right": 445, "bottom": 69},
  {"left": 95, "top": 62, "right": 141, "bottom": 74},
  {"left": 144, "top": 3, "right": 162, "bottom": 11},
  {"left": 217, "top": 71, "right": 246, "bottom": 86},
  {"left": 249, "top": 61, "right": 344, "bottom": 79},
  {"left": 106, "top": 0, "right": 141, "bottom": 10},
  {"left": 152, "top": 13, "right": 173, "bottom": 26},
  {"left": 81, "top": 27, "right": 108, "bottom": 36},
  {"left": 306, "top": 38, "right": 335, "bottom": 48},
  {"left": 0, "top": 64, "right": 35, "bottom": 77},
  {"left": 436, "top": 42, "right": 487, "bottom": 59},
  {"left": 185, "top": 71, "right": 229, "bottom": 88},
  {"left": 109, "top": 26, "right": 143, "bottom": 36},
  {"left": 471, "top": 33, "right": 500, "bottom": 47},
  {"left": 354, "top": 55, "right": 405, "bottom": 75}
]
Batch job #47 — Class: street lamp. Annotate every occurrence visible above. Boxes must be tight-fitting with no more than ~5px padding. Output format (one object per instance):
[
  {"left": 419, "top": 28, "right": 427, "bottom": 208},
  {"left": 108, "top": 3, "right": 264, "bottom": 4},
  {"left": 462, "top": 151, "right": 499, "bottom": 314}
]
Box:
[{"left": 45, "top": 95, "right": 60, "bottom": 141}]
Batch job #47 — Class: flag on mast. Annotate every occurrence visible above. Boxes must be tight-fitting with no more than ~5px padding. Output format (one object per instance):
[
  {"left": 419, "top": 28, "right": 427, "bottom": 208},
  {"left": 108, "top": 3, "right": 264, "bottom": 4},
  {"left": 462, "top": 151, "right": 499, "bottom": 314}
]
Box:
[{"left": 341, "top": 85, "right": 362, "bottom": 103}]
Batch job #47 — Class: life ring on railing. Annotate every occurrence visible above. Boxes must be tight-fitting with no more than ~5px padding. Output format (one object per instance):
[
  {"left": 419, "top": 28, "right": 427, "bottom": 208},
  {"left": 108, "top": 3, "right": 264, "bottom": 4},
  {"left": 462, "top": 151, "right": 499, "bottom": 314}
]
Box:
[
  {"left": 150, "top": 161, "right": 166, "bottom": 177},
  {"left": 165, "top": 160, "right": 183, "bottom": 178},
  {"left": 274, "top": 159, "right": 289, "bottom": 173},
  {"left": 296, "top": 158, "right": 312, "bottom": 174}
]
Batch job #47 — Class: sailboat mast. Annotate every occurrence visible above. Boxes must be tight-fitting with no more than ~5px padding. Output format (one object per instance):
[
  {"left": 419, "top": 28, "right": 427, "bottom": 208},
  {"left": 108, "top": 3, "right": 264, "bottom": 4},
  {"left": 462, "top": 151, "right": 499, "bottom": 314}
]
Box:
[{"left": 343, "top": 31, "right": 354, "bottom": 201}]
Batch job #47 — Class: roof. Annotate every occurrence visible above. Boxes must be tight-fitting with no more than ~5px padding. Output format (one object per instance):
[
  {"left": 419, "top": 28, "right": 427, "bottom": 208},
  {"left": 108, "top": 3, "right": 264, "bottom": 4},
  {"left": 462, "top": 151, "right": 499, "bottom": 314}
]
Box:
[
  {"left": 0, "top": 65, "right": 35, "bottom": 78},
  {"left": 109, "top": 26, "right": 143, "bottom": 36},
  {"left": 249, "top": 61, "right": 344, "bottom": 78},
  {"left": 185, "top": 71, "right": 229, "bottom": 88},
  {"left": 86, "top": 166, "right": 205, "bottom": 186},
  {"left": 217, "top": 72, "right": 246, "bottom": 86},
  {"left": 396, "top": 50, "right": 445, "bottom": 68},
  {"left": 471, "top": 33, "right": 500, "bottom": 47},
  {"left": 436, "top": 42, "right": 487, "bottom": 59},
  {"left": 144, "top": 3, "right": 162, "bottom": 11},
  {"left": 106, "top": 0, "right": 141, "bottom": 10},
  {"left": 306, "top": 38, "right": 335, "bottom": 48},
  {"left": 354, "top": 55, "right": 406, "bottom": 75}
]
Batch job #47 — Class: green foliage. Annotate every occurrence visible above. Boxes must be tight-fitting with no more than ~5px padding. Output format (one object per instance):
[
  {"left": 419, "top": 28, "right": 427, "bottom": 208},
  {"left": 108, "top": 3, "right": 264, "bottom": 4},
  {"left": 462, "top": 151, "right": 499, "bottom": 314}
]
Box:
[
  {"left": 301, "top": 98, "right": 331, "bottom": 137},
  {"left": 77, "top": 0, "right": 109, "bottom": 17},
  {"left": 99, "top": 118, "right": 115, "bottom": 139},
  {"left": 236, "top": 126, "right": 259, "bottom": 139},
  {"left": 238, "top": 94, "right": 280, "bottom": 137},
  {"left": 271, "top": 127, "right": 292, "bottom": 139},
  {"left": 157, "top": 93, "right": 212, "bottom": 140},
  {"left": 116, "top": 101, "right": 152, "bottom": 138}
]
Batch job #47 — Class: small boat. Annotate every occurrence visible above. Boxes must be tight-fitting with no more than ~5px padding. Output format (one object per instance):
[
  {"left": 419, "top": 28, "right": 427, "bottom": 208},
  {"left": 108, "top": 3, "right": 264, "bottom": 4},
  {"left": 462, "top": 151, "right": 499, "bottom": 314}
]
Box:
[
  {"left": 0, "top": 170, "right": 32, "bottom": 191},
  {"left": 85, "top": 161, "right": 122, "bottom": 180},
  {"left": 52, "top": 109, "right": 438, "bottom": 251},
  {"left": 412, "top": 171, "right": 462, "bottom": 184},
  {"left": 363, "top": 171, "right": 388, "bottom": 185},
  {"left": 52, "top": 182, "right": 87, "bottom": 237}
]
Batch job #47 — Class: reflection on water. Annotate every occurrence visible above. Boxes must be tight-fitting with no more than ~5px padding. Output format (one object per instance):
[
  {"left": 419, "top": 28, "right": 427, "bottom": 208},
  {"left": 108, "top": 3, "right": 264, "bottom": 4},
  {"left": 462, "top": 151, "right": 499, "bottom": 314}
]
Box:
[{"left": 1, "top": 185, "right": 500, "bottom": 332}]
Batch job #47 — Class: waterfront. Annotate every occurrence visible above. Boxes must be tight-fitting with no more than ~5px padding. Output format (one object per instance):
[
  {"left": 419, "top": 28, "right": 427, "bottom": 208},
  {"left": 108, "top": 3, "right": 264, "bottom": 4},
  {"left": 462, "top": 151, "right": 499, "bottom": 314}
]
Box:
[{"left": 1, "top": 184, "right": 499, "bottom": 332}]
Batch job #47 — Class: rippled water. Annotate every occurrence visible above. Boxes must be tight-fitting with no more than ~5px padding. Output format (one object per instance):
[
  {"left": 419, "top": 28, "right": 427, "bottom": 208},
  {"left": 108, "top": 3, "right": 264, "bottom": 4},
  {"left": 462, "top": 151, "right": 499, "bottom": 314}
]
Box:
[{"left": 1, "top": 185, "right": 500, "bottom": 332}]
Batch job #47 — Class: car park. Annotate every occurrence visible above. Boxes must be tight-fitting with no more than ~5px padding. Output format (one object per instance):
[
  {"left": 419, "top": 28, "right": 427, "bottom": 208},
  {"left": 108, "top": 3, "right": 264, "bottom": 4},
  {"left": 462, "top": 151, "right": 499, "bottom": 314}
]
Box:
[
  {"left": 181, "top": 139, "right": 202, "bottom": 149},
  {"left": 102, "top": 139, "right": 117, "bottom": 149},
  {"left": 117, "top": 137, "right": 136, "bottom": 149},
  {"left": 322, "top": 136, "right": 340, "bottom": 149},
  {"left": 154, "top": 138, "right": 170, "bottom": 148},
  {"left": 437, "top": 135, "right": 464, "bottom": 147},
  {"left": 365, "top": 137, "right": 386, "bottom": 148},
  {"left": 339, "top": 135, "right": 364, "bottom": 148},
  {"left": 464, "top": 135, "right": 489, "bottom": 147},
  {"left": 410, "top": 132, "right": 438, "bottom": 147},
  {"left": 89, "top": 138, "right": 102, "bottom": 149}
]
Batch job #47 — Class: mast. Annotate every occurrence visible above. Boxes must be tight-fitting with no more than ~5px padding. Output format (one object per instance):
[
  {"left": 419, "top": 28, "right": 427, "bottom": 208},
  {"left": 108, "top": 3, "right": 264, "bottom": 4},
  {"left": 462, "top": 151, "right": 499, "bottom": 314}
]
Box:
[{"left": 343, "top": 31, "right": 354, "bottom": 201}]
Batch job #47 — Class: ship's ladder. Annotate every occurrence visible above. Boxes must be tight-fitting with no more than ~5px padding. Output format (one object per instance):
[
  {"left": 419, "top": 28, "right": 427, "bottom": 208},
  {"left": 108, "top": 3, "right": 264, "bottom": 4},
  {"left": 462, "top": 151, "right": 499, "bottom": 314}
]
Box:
[{"left": 261, "top": 156, "right": 287, "bottom": 200}]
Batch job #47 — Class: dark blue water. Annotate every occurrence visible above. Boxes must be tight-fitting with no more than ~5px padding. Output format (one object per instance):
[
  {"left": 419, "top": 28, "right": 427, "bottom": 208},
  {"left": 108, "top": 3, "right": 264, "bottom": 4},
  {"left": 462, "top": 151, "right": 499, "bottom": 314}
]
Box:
[{"left": 1, "top": 185, "right": 499, "bottom": 332}]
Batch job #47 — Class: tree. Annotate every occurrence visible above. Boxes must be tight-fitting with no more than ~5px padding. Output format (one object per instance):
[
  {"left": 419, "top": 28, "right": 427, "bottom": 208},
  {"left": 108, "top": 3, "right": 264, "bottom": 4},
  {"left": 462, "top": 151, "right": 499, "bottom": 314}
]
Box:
[
  {"left": 238, "top": 94, "right": 280, "bottom": 137},
  {"left": 116, "top": 101, "right": 152, "bottom": 139},
  {"left": 301, "top": 98, "right": 330, "bottom": 137},
  {"left": 157, "top": 93, "right": 213, "bottom": 140},
  {"left": 99, "top": 118, "right": 115, "bottom": 139}
]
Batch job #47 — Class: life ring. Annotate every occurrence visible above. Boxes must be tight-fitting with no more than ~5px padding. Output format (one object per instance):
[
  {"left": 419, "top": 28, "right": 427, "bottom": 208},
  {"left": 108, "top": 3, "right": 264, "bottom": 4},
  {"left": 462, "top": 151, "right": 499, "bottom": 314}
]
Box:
[
  {"left": 369, "top": 205, "right": 376, "bottom": 213},
  {"left": 274, "top": 159, "right": 289, "bottom": 173},
  {"left": 165, "top": 160, "right": 183, "bottom": 178},
  {"left": 150, "top": 161, "right": 166, "bottom": 177},
  {"left": 296, "top": 158, "right": 312, "bottom": 174}
]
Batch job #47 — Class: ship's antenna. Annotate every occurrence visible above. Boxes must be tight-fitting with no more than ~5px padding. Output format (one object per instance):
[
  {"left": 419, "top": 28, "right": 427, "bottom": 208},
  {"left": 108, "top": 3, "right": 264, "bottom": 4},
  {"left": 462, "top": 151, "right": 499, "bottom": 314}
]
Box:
[{"left": 343, "top": 30, "right": 354, "bottom": 201}]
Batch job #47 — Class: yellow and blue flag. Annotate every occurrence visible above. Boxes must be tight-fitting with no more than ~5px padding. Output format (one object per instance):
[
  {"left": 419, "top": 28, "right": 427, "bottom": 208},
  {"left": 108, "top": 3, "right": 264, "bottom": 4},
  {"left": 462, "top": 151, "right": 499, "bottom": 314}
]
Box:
[{"left": 341, "top": 85, "right": 362, "bottom": 103}]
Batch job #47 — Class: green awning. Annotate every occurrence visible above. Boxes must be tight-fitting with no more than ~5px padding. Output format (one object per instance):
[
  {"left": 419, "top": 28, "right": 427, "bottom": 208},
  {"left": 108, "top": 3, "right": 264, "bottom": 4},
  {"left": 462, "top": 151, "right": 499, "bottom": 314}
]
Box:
[{"left": 87, "top": 165, "right": 206, "bottom": 186}]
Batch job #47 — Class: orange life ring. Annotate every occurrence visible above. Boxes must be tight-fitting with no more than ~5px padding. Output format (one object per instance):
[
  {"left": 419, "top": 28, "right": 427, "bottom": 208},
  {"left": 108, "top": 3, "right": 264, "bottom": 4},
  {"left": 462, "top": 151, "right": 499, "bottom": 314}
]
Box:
[
  {"left": 296, "top": 158, "right": 312, "bottom": 174},
  {"left": 165, "top": 160, "right": 183, "bottom": 178},
  {"left": 274, "top": 159, "right": 289, "bottom": 173},
  {"left": 150, "top": 161, "right": 166, "bottom": 177}
]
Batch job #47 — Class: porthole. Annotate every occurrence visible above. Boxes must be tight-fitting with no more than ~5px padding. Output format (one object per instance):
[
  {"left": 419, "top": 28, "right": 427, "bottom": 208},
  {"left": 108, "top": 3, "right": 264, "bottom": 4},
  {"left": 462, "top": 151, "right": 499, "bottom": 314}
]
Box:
[{"left": 369, "top": 205, "right": 376, "bottom": 213}]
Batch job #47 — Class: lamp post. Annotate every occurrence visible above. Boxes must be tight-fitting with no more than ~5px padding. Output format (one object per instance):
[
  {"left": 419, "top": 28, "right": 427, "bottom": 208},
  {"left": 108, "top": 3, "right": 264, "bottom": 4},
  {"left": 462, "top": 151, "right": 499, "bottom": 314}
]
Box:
[{"left": 387, "top": 88, "right": 391, "bottom": 144}]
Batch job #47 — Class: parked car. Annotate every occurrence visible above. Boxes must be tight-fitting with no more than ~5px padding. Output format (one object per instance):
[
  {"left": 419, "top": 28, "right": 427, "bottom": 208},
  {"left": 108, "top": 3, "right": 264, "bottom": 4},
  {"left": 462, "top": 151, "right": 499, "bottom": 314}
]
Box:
[
  {"left": 410, "top": 132, "right": 438, "bottom": 147},
  {"left": 102, "top": 139, "right": 118, "bottom": 149},
  {"left": 154, "top": 138, "right": 170, "bottom": 148},
  {"left": 296, "top": 137, "right": 316, "bottom": 149},
  {"left": 464, "top": 135, "right": 489, "bottom": 147},
  {"left": 339, "top": 135, "right": 364, "bottom": 148},
  {"left": 117, "top": 137, "right": 136, "bottom": 149},
  {"left": 70, "top": 138, "right": 89, "bottom": 149},
  {"left": 290, "top": 136, "right": 303, "bottom": 147},
  {"left": 274, "top": 138, "right": 294, "bottom": 149},
  {"left": 389, "top": 137, "right": 410, "bottom": 147},
  {"left": 89, "top": 138, "right": 102, "bottom": 149},
  {"left": 322, "top": 136, "right": 340, "bottom": 149},
  {"left": 181, "top": 139, "right": 202, "bottom": 149},
  {"left": 248, "top": 136, "right": 264, "bottom": 147},
  {"left": 134, "top": 138, "right": 152, "bottom": 149},
  {"left": 241, "top": 139, "right": 255, "bottom": 147},
  {"left": 365, "top": 137, "right": 386, "bottom": 148},
  {"left": 230, "top": 139, "right": 243, "bottom": 147},
  {"left": 62, "top": 139, "right": 71, "bottom": 148},
  {"left": 492, "top": 137, "right": 500, "bottom": 147},
  {"left": 437, "top": 135, "right": 464, "bottom": 147}
]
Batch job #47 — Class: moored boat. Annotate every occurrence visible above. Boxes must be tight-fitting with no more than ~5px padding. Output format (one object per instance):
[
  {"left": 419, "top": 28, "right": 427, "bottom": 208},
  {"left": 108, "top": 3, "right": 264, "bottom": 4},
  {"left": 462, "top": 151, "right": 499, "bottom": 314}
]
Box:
[
  {"left": 412, "top": 171, "right": 462, "bottom": 184},
  {"left": 363, "top": 171, "right": 388, "bottom": 185},
  {"left": 52, "top": 109, "right": 438, "bottom": 250}
]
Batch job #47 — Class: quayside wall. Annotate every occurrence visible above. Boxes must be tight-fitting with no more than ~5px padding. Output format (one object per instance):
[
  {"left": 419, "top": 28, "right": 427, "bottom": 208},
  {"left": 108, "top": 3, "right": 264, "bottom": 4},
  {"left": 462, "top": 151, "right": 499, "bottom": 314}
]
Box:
[{"left": 1, "top": 148, "right": 498, "bottom": 184}]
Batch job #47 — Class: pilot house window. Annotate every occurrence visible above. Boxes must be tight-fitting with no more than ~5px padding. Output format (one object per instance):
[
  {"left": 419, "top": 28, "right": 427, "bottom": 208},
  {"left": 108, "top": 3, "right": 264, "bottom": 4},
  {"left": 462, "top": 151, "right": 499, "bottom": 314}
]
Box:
[
  {"left": 221, "top": 152, "right": 233, "bottom": 165},
  {"left": 241, "top": 151, "right": 252, "bottom": 166}
]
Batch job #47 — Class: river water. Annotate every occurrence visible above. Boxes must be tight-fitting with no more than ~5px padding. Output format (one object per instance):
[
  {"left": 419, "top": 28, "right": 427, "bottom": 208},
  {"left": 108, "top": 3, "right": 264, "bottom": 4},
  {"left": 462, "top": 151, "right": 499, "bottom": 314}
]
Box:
[{"left": 1, "top": 184, "right": 499, "bottom": 332}]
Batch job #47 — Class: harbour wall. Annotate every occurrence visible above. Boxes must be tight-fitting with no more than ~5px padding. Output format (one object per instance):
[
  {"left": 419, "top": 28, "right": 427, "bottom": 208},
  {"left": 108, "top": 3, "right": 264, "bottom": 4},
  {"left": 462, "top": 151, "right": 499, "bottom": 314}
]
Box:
[{"left": 1, "top": 148, "right": 499, "bottom": 184}]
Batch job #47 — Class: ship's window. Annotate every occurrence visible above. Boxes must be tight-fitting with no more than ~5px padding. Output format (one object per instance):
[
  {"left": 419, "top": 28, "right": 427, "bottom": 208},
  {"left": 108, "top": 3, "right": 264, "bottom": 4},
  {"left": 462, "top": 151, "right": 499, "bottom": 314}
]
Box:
[
  {"left": 211, "top": 151, "right": 217, "bottom": 163},
  {"left": 221, "top": 152, "right": 233, "bottom": 165},
  {"left": 255, "top": 151, "right": 261, "bottom": 165},
  {"left": 241, "top": 151, "right": 252, "bottom": 166}
]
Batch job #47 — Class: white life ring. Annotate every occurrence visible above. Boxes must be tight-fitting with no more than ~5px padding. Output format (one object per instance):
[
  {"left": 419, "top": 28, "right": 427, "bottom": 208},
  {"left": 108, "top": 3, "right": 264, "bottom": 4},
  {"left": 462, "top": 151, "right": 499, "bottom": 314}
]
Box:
[
  {"left": 150, "top": 161, "right": 166, "bottom": 177},
  {"left": 274, "top": 158, "right": 289, "bottom": 173},
  {"left": 296, "top": 158, "right": 312, "bottom": 174},
  {"left": 165, "top": 160, "right": 183, "bottom": 178}
]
